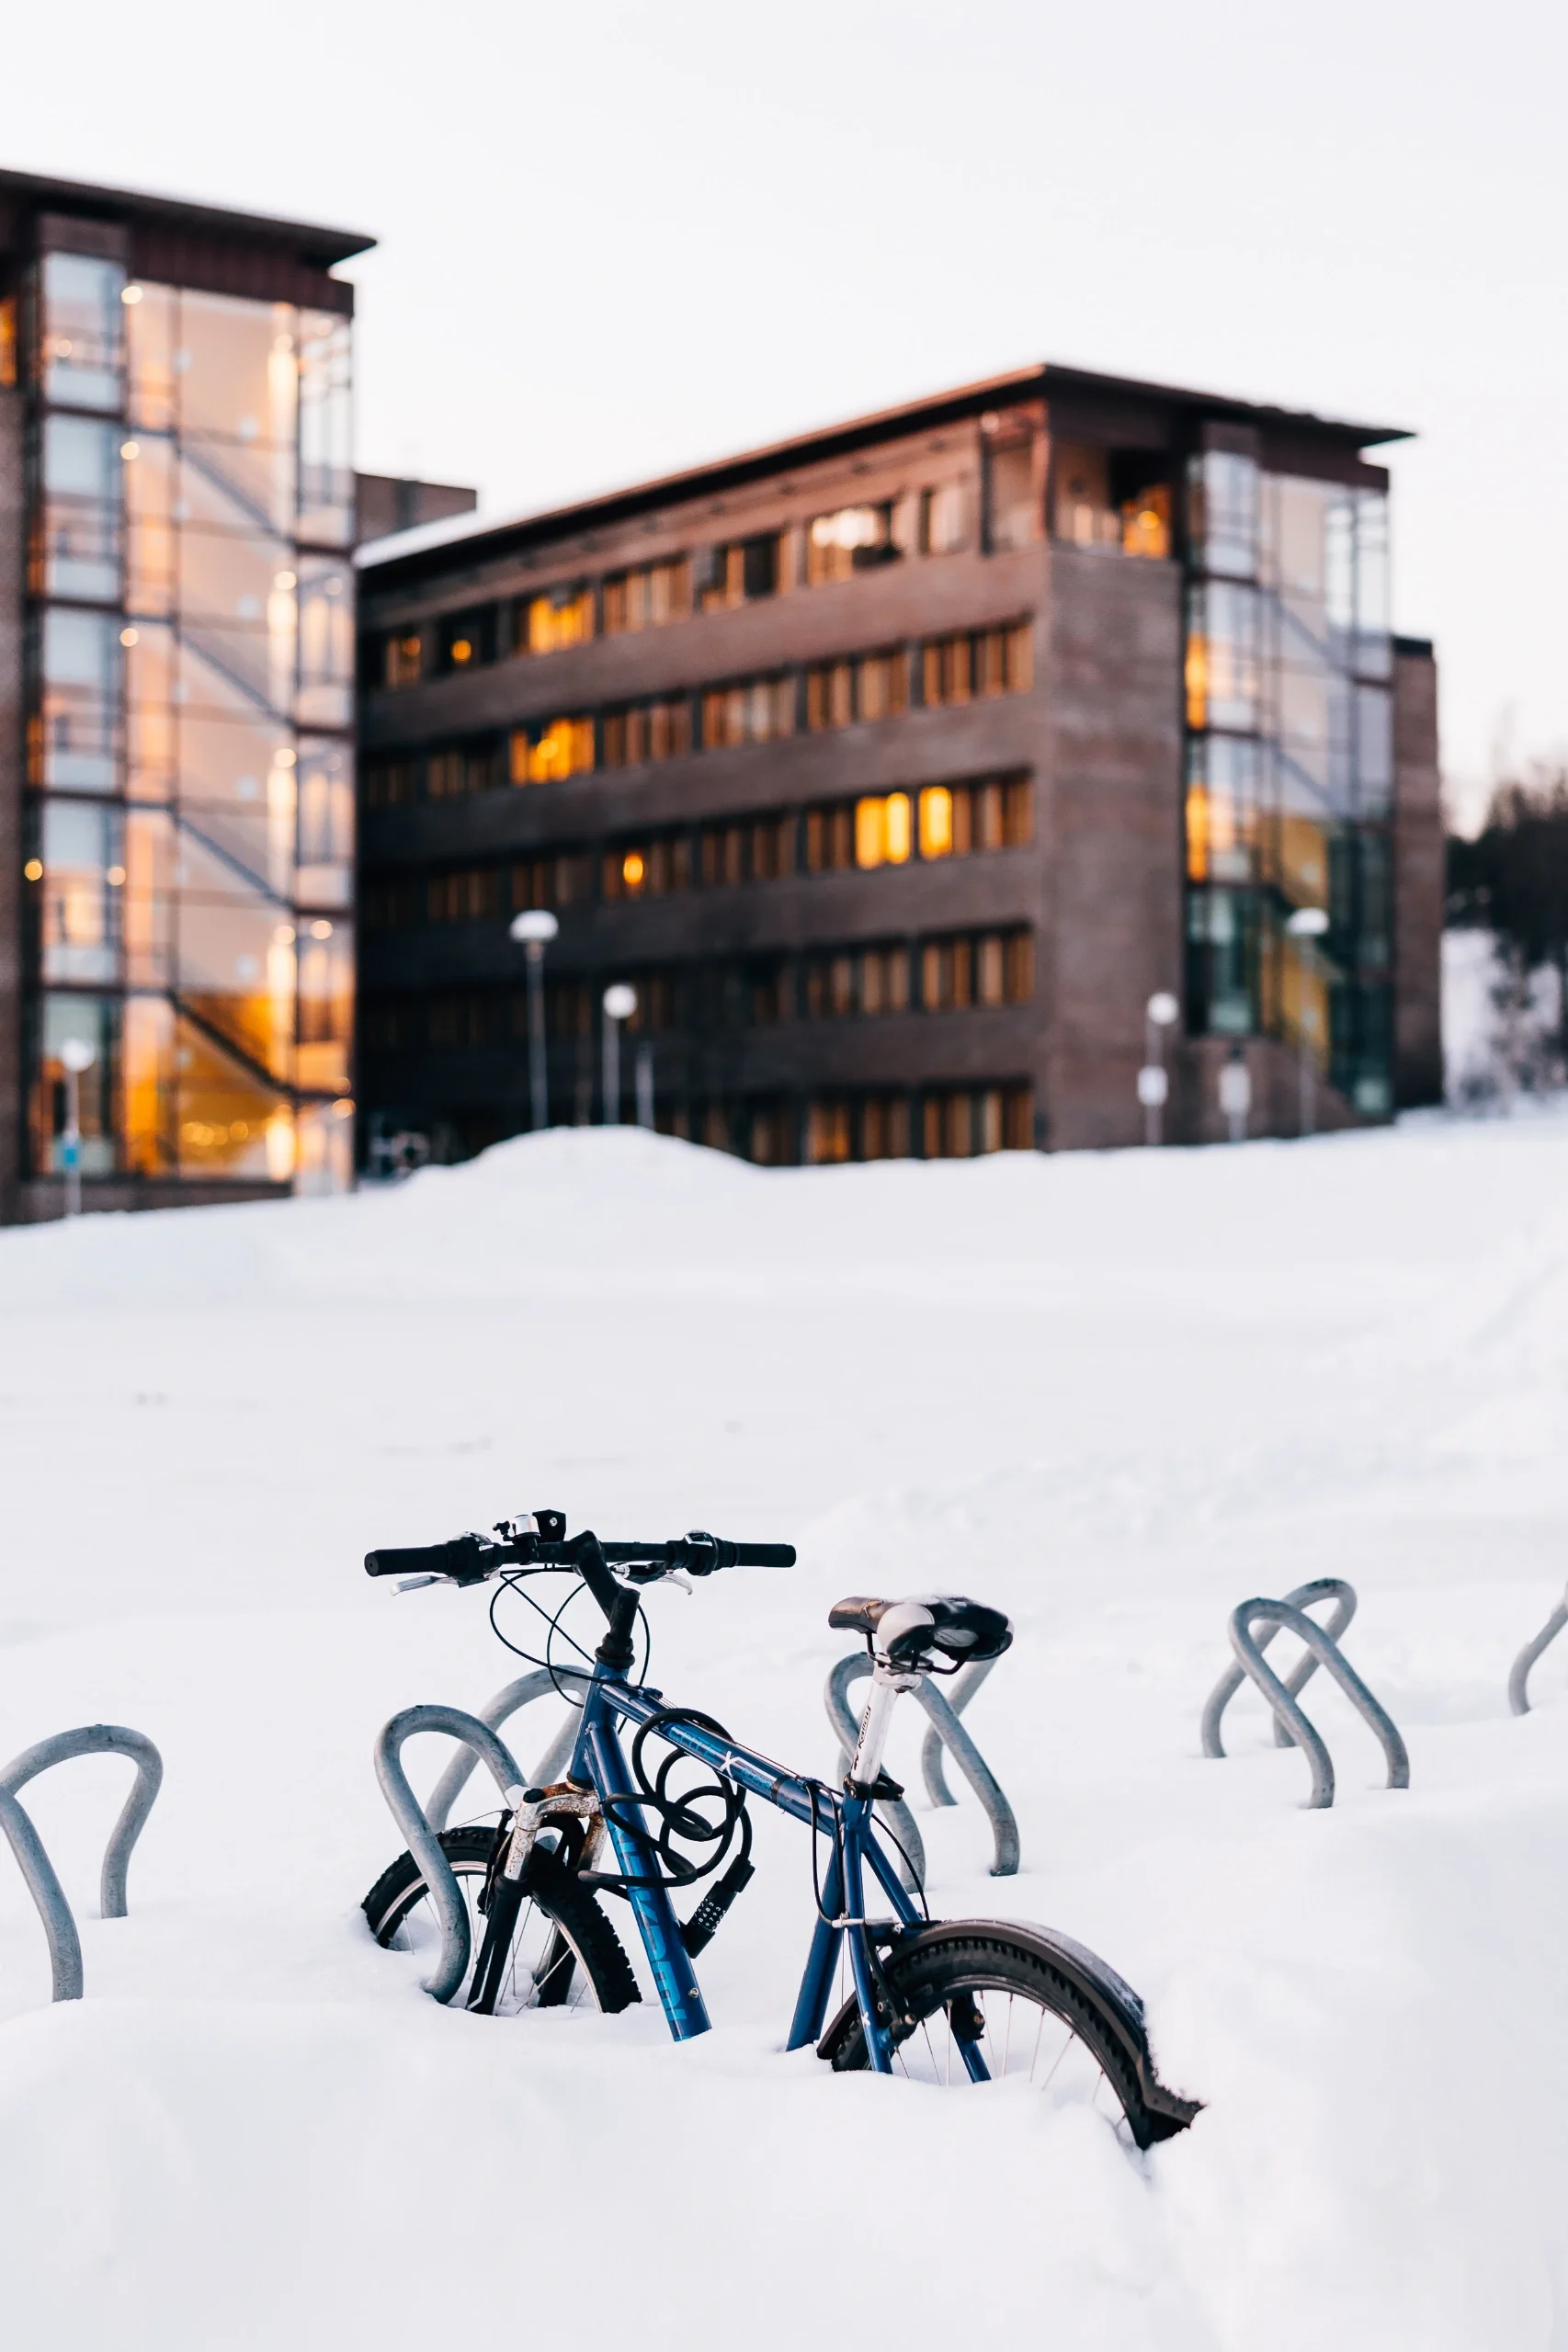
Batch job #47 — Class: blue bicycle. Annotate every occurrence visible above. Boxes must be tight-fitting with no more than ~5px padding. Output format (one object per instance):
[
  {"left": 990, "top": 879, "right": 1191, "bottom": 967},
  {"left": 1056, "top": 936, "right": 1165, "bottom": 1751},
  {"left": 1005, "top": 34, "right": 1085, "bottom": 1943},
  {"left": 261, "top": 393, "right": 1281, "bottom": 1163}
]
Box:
[{"left": 360, "top": 1516, "right": 1199, "bottom": 2145}]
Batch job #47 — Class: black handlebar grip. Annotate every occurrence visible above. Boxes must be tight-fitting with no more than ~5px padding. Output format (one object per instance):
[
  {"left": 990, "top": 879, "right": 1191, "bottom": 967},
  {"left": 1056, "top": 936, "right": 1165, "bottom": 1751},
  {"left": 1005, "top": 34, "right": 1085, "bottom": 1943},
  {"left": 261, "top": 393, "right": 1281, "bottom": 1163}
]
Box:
[
  {"left": 728, "top": 1543, "right": 796, "bottom": 1567},
  {"left": 364, "top": 1536, "right": 496, "bottom": 1584}
]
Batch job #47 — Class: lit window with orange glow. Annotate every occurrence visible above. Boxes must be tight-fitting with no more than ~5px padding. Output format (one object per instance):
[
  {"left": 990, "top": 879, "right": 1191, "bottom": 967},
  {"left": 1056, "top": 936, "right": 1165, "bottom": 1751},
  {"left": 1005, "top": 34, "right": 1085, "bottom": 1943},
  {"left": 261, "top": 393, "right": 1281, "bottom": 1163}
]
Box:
[
  {"left": 524, "top": 589, "right": 593, "bottom": 655},
  {"left": 512, "top": 718, "right": 595, "bottom": 786},
  {"left": 622, "top": 850, "right": 645, "bottom": 892},
  {"left": 853, "top": 793, "right": 913, "bottom": 869},
  {"left": 1120, "top": 484, "right": 1171, "bottom": 560},
  {"left": 1185, "top": 636, "right": 1209, "bottom": 730},
  {"left": 918, "top": 787, "right": 953, "bottom": 858},
  {"left": 1186, "top": 787, "right": 1210, "bottom": 881},
  {"left": 449, "top": 637, "right": 472, "bottom": 665}
]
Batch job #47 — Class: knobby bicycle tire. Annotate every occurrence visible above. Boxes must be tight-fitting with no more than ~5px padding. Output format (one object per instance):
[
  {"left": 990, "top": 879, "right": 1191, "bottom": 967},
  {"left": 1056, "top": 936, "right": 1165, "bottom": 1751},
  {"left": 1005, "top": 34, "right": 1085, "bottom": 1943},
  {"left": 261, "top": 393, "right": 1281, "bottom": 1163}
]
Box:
[
  {"left": 361, "top": 1825, "right": 640, "bottom": 2017},
  {"left": 822, "top": 1920, "right": 1200, "bottom": 2149}
]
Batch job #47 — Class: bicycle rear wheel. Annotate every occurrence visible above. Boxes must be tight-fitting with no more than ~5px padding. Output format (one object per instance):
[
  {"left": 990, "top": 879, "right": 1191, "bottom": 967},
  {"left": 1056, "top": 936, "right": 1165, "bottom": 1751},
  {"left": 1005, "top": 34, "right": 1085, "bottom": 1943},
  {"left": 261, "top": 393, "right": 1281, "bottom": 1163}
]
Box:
[
  {"left": 823, "top": 1919, "right": 1199, "bottom": 2150},
  {"left": 361, "top": 1825, "right": 639, "bottom": 2017}
]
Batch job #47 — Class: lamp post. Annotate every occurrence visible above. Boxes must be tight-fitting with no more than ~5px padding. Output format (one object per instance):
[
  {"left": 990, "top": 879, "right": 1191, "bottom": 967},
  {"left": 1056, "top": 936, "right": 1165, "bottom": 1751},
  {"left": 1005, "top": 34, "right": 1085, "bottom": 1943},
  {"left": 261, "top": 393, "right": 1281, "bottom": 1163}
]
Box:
[
  {"left": 1285, "top": 906, "right": 1330, "bottom": 1139},
  {"left": 59, "top": 1037, "right": 97, "bottom": 1217},
  {"left": 1138, "top": 989, "right": 1179, "bottom": 1145},
  {"left": 634, "top": 1042, "right": 655, "bottom": 1131},
  {"left": 508, "top": 908, "right": 559, "bottom": 1132},
  {"left": 1218, "top": 1046, "right": 1252, "bottom": 1143},
  {"left": 601, "top": 983, "right": 637, "bottom": 1125}
]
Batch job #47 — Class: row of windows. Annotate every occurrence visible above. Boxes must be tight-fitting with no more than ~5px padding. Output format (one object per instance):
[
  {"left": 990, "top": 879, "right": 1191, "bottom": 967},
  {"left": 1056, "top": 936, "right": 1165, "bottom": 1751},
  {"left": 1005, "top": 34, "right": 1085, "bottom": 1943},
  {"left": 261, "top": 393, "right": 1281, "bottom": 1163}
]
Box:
[
  {"left": 367, "top": 447, "right": 1032, "bottom": 690},
  {"left": 360, "top": 776, "right": 1033, "bottom": 933},
  {"left": 360, "top": 622, "right": 1034, "bottom": 809},
  {"left": 623, "top": 1086, "right": 1032, "bottom": 1167},
  {"left": 360, "top": 927, "right": 1031, "bottom": 1052},
  {"left": 597, "top": 778, "right": 1033, "bottom": 905}
]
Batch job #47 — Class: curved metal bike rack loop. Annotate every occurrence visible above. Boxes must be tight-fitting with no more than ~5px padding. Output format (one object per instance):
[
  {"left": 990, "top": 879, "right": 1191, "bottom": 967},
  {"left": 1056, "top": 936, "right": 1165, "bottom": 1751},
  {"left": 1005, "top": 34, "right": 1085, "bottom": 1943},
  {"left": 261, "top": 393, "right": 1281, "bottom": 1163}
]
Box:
[
  {"left": 1201, "top": 1577, "right": 1358, "bottom": 1758},
  {"left": 824, "top": 1653, "right": 1019, "bottom": 1882},
  {"left": 0, "top": 1725, "right": 164, "bottom": 2003},
  {"left": 373, "top": 1704, "right": 528, "bottom": 2004},
  {"left": 425, "top": 1669, "right": 589, "bottom": 1834},
  {"left": 1508, "top": 1586, "right": 1568, "bottom": 1717},
  {"left": 919, "top": 1655, "right": 1002, "bottom": 1805},
  {"left": 1203, "top": 1596, "right": 1409, "bottom": 1810}
]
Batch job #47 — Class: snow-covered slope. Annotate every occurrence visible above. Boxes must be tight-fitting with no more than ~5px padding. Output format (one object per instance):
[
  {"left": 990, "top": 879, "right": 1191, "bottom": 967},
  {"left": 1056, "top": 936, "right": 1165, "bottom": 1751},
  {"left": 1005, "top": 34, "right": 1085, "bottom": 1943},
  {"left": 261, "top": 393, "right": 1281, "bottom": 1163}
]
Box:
[{"left": 2, "top": 1116, "right": 1567, "bottom": 2349}]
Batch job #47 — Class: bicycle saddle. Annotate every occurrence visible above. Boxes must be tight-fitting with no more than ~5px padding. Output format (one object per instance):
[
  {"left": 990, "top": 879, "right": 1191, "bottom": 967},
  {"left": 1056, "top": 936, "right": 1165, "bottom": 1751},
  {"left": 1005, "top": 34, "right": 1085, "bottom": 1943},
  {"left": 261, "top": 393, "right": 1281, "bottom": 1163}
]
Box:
[{"left": 828, "top": 1593, "right": 1013, "bottom": 1669}]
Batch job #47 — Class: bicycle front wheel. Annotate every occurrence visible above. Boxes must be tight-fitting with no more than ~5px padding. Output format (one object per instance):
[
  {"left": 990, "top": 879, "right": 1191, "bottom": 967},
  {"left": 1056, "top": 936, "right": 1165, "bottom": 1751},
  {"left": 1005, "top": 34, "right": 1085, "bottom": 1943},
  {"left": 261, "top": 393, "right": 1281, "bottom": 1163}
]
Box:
[
  {"left": 361, "top": 1826, "right": 640, "bottom": 2017},
  {"left": 822, "top": 1919, "right": 1199, "bottom": 2149}
]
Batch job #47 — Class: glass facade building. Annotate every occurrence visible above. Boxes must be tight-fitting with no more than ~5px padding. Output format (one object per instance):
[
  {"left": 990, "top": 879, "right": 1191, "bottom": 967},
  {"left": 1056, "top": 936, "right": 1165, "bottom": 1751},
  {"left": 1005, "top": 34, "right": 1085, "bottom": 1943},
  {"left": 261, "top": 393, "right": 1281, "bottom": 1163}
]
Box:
[
  {"left": 1183, "top": 447, "right": 1394, "bottom": 1113},
  {"left": 0, "top": 174, "right": 369, "bottom": 1215}
]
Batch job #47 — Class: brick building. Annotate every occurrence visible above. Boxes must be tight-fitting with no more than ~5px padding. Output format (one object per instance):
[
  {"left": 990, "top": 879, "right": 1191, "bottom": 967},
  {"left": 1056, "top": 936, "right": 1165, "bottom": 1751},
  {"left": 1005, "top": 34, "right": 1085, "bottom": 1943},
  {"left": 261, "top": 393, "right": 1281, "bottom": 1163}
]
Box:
[{"left": 356, "top": 364, "right": 1442, "bottom": 1165}]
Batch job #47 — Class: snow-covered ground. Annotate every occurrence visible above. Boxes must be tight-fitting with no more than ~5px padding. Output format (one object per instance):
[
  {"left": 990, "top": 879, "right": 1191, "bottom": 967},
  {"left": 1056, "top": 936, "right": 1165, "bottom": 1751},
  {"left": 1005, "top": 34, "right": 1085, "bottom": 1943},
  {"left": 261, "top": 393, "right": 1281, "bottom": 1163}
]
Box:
[{"left": 4, "top": 1115, "right": 1568, "bottom": 2349}]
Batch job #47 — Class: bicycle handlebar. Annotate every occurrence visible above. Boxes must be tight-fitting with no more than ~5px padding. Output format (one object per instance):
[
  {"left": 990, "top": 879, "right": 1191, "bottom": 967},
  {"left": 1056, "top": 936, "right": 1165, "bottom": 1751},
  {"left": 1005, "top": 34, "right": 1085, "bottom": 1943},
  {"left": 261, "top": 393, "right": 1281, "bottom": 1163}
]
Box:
[{"left": 363, "top": 1527, "right": 796, "bottom": 1587}]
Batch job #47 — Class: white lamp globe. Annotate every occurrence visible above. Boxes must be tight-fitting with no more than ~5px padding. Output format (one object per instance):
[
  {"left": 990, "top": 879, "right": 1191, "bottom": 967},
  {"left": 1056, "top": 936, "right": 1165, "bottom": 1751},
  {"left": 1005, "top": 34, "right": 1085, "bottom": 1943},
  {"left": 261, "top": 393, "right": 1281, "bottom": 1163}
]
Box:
[
  {"left": 602, "top": 983, "right": 637, "bottom": 1022},
  {"left": 510, "top": 909, "right": 560, "bottom": 945}
]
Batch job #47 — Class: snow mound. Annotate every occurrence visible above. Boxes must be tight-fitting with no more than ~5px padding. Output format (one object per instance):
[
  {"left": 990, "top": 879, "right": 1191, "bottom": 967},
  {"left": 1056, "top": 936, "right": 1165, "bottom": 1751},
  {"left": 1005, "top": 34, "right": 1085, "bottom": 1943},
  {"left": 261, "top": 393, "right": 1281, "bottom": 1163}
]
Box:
[{"left": 2, "top": 1113, "right": 1568, "bottom": 2346}]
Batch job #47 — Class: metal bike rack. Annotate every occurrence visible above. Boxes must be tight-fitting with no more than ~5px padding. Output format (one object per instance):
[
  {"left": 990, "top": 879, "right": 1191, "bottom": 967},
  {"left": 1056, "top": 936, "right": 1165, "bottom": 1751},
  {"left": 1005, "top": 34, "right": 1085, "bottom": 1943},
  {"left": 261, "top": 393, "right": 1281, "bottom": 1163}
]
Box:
[
  {"left": 373, "top": 1703, "right": 528, "bottom": 2004},
  {"left": 824, "top": 1653, "right": 1019, "bottom": 1884},
  {"left": 1201, "top": 1577, "right": 1358, "bottom": 1756},
  {"left": 425, "top": 1669, "right": 588, "bottom": 1833},
  {"left": 1508, "top": 1586, "right": 1568, "bottom": 1716},
  {"left": 0, "top": 1725, "right": 164, "bottom": 2002},
  {"left": 1200, "top": 1584, "right": 1408, "bottom": 1809}
]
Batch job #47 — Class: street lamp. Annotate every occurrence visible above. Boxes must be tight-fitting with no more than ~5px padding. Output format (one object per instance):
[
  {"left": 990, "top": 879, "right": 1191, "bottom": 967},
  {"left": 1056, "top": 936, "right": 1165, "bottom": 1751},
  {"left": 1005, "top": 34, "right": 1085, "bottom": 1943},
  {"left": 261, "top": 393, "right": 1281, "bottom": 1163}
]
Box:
[
  {"left": 1285, "top": 906, "right": 1330, "bottom": 1138},
  {"left": 1218, "top": 1046, "right": 1252, "bottom": 1143},
  {"left": 601, "top": 983, "right": 637, "bottom": 1126},
  {"left": 509, "top": 908, "right": 559, "bottom": 1132},
  {"left": 59, "top": 1037, "right": 97, "bottom": 1217},
  {"left": 1138, "top": 990, "right": 1180, "bottom": 1145}
]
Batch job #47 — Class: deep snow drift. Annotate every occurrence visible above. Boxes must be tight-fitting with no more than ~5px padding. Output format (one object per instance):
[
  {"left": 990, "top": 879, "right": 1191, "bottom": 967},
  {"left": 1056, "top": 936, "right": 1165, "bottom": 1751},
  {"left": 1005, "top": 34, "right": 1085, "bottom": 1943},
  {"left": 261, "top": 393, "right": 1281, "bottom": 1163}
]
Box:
[{"left": 3, "top": 1114, "right": 1568, "bottom": 2348}]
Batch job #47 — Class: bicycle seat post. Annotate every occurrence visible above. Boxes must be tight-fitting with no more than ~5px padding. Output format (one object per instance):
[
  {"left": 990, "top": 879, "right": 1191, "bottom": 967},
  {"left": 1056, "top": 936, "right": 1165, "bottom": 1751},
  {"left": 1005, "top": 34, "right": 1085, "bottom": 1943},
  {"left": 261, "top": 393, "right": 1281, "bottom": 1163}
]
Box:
[{"left": 846, "top": 1662, "right": 919, "bottom": 1796}]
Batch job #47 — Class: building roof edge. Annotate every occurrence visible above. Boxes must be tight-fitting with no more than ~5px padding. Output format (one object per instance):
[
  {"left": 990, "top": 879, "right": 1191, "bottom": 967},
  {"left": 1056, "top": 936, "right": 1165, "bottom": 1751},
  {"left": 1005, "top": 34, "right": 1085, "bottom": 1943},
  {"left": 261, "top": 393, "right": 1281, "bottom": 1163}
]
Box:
[
  {"left": 358, "top": 360, "right": 1413, "bottom": 589},
  {"left": 0, "top": 164, "right": 374, "bottom": 265}
]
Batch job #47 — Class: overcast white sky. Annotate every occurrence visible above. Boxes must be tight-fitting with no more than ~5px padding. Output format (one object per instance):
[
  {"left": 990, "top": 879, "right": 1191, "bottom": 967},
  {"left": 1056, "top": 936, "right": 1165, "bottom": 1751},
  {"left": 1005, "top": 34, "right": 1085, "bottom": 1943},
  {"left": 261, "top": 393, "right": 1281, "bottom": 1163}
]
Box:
[{"left": 10, "top": 0, "right": 1564, "bottom": 826}]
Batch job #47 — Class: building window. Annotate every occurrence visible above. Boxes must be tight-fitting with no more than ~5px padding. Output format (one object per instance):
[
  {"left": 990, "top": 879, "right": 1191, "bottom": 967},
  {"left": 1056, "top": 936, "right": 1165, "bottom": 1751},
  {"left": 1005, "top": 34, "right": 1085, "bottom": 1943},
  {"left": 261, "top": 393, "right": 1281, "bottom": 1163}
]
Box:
[
  {"left": 806, "top": 1101, "right": 854, "bottom": 1164},
  {"left": 1191, "top": 451, "right": 1259, "bottom": 580},
  {"left": 38, "top": 607, "right": 121, "bottom": 791},
  {"left": 804, "top": 648, "right": 908, "bottom": 732},
  {"left": 697, "top": 534, "right": 781, "bottom": 611},
  {"left": 602, "top": 835, "right": 695, "bottom": 902},
  {"left": 919, "top": 484, "right": 966, "bottom": 553},
  {"left": 362, "top": 760, "right": 418, "bottom": 809},
  {"left": 40, "top": 251, "right": 126, "bottom": 413},
  {"left": 698, "top": 814, "right": 794, "bottom": 888},
  {"left": 856, "top": 792, "right": 912, "bottom": 869},
  {"left": 517, "top": 585, "right": 594, "bottom": 655},
  {"left": 512, "top": 850, "right": 593, "bottom": 911},
  {"left": 806, "top": 503, "right": 899, "bottom": 584},
  {"left": 510, "top": 717, "right": 595, "bottom": 784},
  {"left": 383, "top": 631, "right": 422, "bottom": 688},
  {"left": 922, "top": 622, "right": 1032, "bottom": 707},
  {"left": 603, "top": 557, "right": 690, "bottom": 634},
  {"left": 1185, "top": 584, "right": 1258, "bottom": 732},
  {"left": 37, "top": 415, "right": 123, "bottom": 602},
  {"left": 701, "top": 676, "right": 794, "bottom": 750},
  {"left": 426, "top": 743, "right": 496, "bottom": 799},
  {"left": 601, "top": 697, "right": 692, "bottom": 767},
  {"left": 427, "top": 868, "right": 500, "bottom": 923},
  {"left": 1121, "top": 485, "right": 1171, "bottom": 560},
  {"left": 439, "top": 608, "right": 495, "bottom": 671},
  {"left": 985, "top": 441, "right": 1038, "bottom": 551}
]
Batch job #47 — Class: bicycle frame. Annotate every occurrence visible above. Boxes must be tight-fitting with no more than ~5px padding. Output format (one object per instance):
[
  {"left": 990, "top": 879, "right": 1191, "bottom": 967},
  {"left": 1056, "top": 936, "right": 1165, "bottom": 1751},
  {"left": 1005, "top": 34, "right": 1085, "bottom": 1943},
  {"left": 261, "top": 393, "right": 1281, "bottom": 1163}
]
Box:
[{"left": 564, "top": 1652, "right": 927, "bottom": 2074}]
